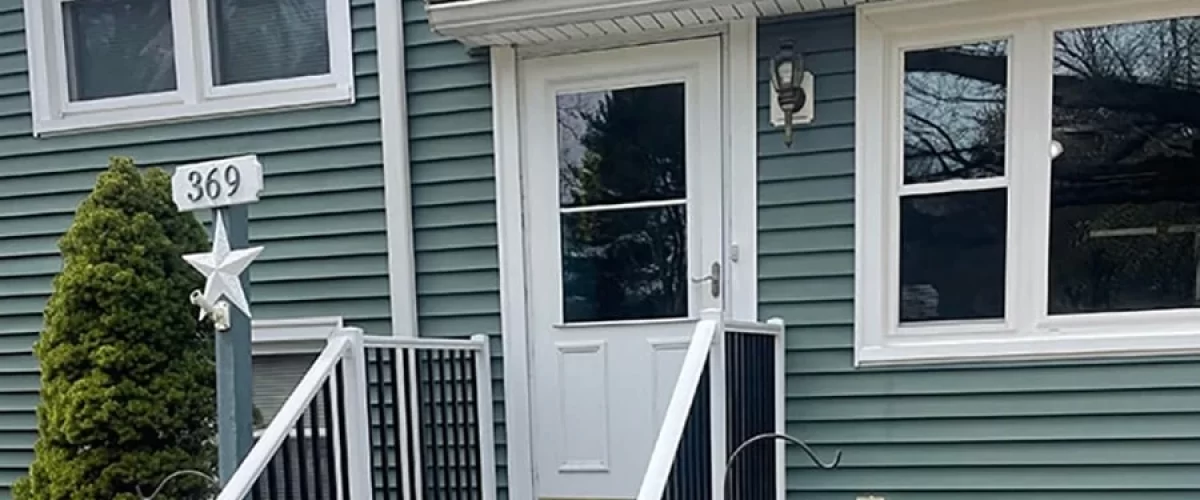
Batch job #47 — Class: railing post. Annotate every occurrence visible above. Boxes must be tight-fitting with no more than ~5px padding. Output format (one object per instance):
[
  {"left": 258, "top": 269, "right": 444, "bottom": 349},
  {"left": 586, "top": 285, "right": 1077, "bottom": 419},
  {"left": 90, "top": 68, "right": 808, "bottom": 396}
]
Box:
[
  {"left": 471, "top": 334, "right": 499, "bottom": 500},
  {"left": 704, "top": 309, "right": 726, "bottom": 500},
  {"left": 768, "top": 317, "right": 787, "bottom": 500},
  {"left": 338, "top": 327, "right": 374, "bottom": 498}
]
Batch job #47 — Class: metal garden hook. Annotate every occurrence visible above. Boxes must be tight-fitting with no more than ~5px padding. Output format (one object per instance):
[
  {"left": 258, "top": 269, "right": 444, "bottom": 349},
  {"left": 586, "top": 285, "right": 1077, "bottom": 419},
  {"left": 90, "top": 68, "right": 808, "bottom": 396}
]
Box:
[
  {"left": 136, "top": 469, "right": 218, "bottom": 500},
  {"left": 722, "top": 432, "right": 842, "bottom": 496}
]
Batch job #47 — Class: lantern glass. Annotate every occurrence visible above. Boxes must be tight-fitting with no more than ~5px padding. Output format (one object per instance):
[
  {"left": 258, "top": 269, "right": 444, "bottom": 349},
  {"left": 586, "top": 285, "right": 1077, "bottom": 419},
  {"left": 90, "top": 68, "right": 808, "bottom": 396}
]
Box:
[{"left": 775, "top": 60, "right": 794, "bottom": 87}]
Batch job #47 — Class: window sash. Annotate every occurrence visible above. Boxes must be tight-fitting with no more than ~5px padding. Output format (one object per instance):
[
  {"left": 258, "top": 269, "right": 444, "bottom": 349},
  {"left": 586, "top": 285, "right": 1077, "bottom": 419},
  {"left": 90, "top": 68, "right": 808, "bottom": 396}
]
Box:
[
  {"left": 856, "top": 0, "right": 1200, "bottom": 364},
  {"left": 26, "top": 0, "right": 354, "bottom": 135}
]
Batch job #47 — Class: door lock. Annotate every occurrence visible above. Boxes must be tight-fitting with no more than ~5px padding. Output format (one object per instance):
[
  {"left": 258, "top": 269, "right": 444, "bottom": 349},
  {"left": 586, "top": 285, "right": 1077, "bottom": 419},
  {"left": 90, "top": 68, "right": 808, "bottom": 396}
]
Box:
[{"left": 691, "top": 261, "right": 721, "bottom": 298}]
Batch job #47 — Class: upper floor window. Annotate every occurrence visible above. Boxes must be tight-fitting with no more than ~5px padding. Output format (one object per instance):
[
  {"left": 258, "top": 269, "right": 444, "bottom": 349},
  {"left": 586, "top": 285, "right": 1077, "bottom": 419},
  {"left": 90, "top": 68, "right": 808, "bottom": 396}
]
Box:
[
  {"left": 23, "top": 0, "right": 354, "bottom": 136},
  {"left": 856, "top": 0, "right": 1200, "bottom": 365}
]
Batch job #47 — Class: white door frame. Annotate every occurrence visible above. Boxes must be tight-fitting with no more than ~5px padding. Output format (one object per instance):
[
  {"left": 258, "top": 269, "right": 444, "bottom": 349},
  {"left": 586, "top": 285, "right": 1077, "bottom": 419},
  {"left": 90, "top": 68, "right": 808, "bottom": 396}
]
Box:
[{"left": 489, "top": 20, "right": 759, "bottom": 499}]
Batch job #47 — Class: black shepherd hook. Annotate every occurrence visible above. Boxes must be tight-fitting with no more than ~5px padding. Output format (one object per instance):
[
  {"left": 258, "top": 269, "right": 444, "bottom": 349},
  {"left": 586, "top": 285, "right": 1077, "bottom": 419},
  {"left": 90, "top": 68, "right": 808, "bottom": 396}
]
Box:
[{"left": 722, "top": 432, "right": 842, "bottom": 495}]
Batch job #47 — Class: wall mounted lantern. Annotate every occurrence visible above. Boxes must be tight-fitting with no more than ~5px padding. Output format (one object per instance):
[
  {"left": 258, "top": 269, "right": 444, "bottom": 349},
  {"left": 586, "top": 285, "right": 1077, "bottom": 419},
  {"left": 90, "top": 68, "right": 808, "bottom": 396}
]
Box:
[{"left": 769, "top": 38, "right": 814, "bottom": 147}]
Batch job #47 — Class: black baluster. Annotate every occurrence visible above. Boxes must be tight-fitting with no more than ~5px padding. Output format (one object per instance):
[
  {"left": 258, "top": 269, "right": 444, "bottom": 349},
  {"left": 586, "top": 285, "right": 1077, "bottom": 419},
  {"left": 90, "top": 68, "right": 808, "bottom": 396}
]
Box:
[
  {"left": 452, "top": 350, "right": 466, "bottom": 500},
  {"left": 374, "top": 348, "right": 393, "bottom": 499},
  {"left": 321, "top": 378, "right": 337, "bottom": 499},
  {"left": 297, "top": 405, "right": 311, "bottom": 499},
  {"left": 387, "top": 348, "right": 407, "bottom": 498},
  {"left": 266, "top": 452, "right": 280, "bottom": 499},
  {"left": 419, "top": 350, "right": 436, "bottom": 499},
  {"left": 335, "top": 360, "right": 351, "bottom": 497},
  {"left": 465, "top": 350, "right": 482, "bottom": 499},
  {"left": 283, "top": 431, "right": 297, "bottom": 500},
  {"left": 438, "top": 349, "right": 454, "bottom": 499},
  {"left": 309, "top": 396, "right": 324, "bottom": 500}
]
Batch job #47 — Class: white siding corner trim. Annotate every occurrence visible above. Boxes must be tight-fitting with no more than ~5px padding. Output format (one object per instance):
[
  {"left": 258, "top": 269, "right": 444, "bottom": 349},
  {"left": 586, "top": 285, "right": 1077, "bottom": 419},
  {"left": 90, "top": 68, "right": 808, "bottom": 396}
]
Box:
[{"left": 376, "top": 0, "right": 420, "bottom": 338}]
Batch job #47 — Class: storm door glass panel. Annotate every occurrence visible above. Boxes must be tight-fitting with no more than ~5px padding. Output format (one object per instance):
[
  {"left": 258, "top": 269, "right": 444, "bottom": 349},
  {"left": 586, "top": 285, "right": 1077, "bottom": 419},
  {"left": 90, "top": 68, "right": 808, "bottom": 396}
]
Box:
[
  {"left": 558, "top": 83, "right": 688, "bottom": 323},
  {"left": 209, "top": 0, "right": 331, "bottom": 86},
  {"left": 1047, "top": 15, "right": 1200, "bottom": 315},
  {"left": 64, "top": 0, "right": 177, "bottom": 101}
]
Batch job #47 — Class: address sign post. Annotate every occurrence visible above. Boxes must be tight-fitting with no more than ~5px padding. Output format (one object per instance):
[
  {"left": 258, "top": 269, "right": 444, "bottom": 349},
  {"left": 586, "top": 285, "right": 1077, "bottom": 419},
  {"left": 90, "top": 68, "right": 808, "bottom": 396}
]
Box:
[{"left": 171, "top": 155, "right": 265, "bottom": 486}]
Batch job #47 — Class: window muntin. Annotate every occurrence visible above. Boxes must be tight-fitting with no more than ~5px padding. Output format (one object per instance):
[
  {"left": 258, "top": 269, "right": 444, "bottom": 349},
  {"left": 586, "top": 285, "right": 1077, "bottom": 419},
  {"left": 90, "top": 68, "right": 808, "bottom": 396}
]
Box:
[
  {"left": 857, "top": 1, "right": 1200, "bottom": 363},
  {"left": 25, "top": 0, "right": 353, "bottom": 135},
  {"left": 556, "top": 83, "right": 689, "bottom": 323}
]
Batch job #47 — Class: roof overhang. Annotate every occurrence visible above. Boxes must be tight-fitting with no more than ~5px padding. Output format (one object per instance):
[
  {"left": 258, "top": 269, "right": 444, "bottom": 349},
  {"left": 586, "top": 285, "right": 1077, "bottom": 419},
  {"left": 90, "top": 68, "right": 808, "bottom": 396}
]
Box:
[{"left": 424, "top": 0, "right": 865, "bottom": 47}]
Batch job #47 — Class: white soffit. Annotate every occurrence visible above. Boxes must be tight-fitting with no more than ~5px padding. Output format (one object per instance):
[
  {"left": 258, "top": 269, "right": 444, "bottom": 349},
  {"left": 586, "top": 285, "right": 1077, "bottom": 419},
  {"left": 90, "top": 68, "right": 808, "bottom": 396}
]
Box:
[{"left": 425, "top": 0, "right": 871, "bottom": 46}]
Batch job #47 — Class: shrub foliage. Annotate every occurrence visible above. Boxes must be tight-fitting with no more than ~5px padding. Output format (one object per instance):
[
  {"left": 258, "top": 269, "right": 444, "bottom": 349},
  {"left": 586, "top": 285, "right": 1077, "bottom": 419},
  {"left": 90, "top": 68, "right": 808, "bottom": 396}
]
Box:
[{"left": 15, "top": 157, "right": 217, "bottom": 499}]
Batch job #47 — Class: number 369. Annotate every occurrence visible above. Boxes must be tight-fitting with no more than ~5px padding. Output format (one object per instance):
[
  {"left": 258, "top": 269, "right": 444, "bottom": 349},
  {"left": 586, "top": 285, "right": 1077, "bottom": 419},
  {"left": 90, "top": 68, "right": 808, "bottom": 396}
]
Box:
[{"left": 186, "top": 164, "right": 242, "bottom": 202}]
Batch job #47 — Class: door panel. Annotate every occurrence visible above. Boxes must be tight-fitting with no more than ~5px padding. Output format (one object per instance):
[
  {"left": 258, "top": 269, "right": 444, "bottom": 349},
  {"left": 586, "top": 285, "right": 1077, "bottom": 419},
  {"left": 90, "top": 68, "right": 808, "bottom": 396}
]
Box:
[{"left": 520, "top": 37, "right": 724, "bottom": 499}]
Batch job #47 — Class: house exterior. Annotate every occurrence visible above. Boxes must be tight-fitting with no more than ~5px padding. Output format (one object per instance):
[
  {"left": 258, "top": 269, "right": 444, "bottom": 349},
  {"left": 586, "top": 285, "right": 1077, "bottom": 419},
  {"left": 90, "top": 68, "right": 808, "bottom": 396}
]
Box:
[{"left": 2, "top": 0, "right": 1200, "bottom": 498}]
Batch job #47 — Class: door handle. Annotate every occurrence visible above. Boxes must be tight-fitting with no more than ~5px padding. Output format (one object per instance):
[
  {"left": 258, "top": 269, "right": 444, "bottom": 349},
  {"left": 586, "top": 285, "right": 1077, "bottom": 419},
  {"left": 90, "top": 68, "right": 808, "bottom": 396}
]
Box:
[{"left": 691, "top": 261, "right": 721, "bottom": 299}]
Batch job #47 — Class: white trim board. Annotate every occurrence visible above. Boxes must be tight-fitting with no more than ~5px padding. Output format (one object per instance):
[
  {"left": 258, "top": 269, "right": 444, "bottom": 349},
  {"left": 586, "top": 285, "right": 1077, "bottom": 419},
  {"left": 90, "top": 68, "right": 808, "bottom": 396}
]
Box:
[
  {"left": 491, "top": 25, "right": 759, "bottom": 497},
  {"left": 427, "top": 0, "right": 873, "bottom": 48},
  {"left": 491, "top": 44, "right": 537, "bottom": 500},
  {"left": 252, "top": 316, "right": 345, "bottom": 356},
  {"left": 375, "top": 0, "right": 420, "bottom": 339}
]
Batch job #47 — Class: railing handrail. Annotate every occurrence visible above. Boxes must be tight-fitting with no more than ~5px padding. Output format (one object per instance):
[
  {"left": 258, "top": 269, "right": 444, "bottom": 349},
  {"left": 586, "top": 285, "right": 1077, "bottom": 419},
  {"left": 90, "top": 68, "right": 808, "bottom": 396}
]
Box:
[
  {"left": 723, "top": 318, "right": 785, "bottom": 337},
  {"left": 634, "top": 312, "right": 721, "bottom": 500},
  {"left": 217, "top": 332, "right": 354, "bottom": 500},
  {"left": 362, "top": 334, "right": 487, "bottom": 350}
]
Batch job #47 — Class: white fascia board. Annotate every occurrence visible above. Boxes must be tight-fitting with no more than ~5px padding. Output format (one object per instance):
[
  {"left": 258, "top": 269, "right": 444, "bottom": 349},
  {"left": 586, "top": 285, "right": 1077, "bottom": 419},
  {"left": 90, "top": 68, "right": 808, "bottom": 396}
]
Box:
[{"left": 428, "top": 0, "right": 749, "bottom": 39}]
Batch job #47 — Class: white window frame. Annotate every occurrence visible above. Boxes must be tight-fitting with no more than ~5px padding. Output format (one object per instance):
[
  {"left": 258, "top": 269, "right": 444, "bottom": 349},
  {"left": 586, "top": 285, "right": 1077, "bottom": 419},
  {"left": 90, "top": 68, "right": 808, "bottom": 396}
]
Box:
[
  {"left": 22, "top": 0, "right": 355, "bottom": 136},
  {"left": 855, "top": 0, "right": 1200, "bottom": 366}
]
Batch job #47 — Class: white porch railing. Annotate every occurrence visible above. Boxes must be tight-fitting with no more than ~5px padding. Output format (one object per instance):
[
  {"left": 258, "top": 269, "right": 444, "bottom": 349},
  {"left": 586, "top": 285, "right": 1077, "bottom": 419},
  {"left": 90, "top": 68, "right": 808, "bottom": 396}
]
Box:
[
  {"left": 635, "top": 310, "right": 789, "bottom": 500},
  {"left": 217, "top": 328, "right": 498, "bottom": 500}
]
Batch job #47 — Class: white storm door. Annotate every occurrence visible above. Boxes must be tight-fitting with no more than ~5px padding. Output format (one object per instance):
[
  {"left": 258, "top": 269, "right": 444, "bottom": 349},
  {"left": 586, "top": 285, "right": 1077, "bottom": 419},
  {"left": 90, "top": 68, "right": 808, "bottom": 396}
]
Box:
[{"left": 519, "top": 37, "right": 724, "bottom": 500}]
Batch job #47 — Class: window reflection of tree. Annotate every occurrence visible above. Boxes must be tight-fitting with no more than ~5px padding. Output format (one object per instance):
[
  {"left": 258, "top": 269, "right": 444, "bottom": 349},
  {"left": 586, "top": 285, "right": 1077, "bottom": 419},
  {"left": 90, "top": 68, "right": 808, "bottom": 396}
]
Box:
[
  {"left": 901, "top": 16, "right": 1200, "bottom": 315},
  {"left": 1049, "top": 16, "right": 1200, "bottom": 313},
  {"left": 557, "top": 85, "right": 688, "bottom": 322}
]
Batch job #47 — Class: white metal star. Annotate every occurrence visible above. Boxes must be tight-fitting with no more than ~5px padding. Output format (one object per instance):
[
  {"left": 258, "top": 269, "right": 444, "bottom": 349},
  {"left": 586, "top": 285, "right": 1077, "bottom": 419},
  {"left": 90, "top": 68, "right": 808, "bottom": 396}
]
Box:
[{"left": 183, "top": 211, "right": 264, "bottom": 319}]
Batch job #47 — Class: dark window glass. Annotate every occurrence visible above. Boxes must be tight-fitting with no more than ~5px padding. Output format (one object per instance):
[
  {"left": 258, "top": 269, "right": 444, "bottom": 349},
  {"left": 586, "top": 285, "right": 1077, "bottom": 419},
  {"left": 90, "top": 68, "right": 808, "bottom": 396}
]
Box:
[
  {"left": 557, "top": 82, "right": 690, "bottom": 323},
  {"left": 1048, "top": 15, "right": 1200, "bottom": 314},
  {"left": 557, "top": 84, "right": 687, "bottom": 208},
  {"left": 209, "top": 0, "right": 330, "bottom": 86},
  {"left": 561, "top": 206, "right": 687, "bottom": 322},
  {"left": 900, "top": 189, "right": 1007, "bottom": 322},
  {"left": 903, "top": 40, "right": 1008, "bottom": 184},
  {"left": 64, "top": 0, "right": 176, "bottom": 101}
]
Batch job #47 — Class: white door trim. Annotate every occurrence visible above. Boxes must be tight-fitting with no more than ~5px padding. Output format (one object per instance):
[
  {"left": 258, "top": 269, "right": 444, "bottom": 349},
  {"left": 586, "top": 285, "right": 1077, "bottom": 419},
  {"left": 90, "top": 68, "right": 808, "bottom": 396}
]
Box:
[
  {"left": 492, "top": 21, "right": 758, "bottom": 497},
  {"left": 491, "top": 44, "right": 538, "bottom": 500},
  {"left": 725, "top": 19, "right": 759, "bottom": 322}
]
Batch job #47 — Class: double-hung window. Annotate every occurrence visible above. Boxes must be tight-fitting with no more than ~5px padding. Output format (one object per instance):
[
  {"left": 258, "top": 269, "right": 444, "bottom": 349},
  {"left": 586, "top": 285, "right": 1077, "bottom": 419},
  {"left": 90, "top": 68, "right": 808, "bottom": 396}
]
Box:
[
  {"left": 856, "top": 0, "right": 1200, "bottom": 364},
  {"left": 23, "top": 0, "right": 354, "bottom": 135}
]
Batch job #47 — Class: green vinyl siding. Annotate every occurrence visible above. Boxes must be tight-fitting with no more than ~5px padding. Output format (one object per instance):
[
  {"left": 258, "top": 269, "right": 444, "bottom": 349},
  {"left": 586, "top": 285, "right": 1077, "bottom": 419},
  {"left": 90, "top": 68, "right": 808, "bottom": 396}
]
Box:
[
  {"left": 759, "top": 11, "right": 1200, "bottom": 499},
  {"left": 0, "top": 0, "right": 389, "bottom": 497},
  {"left": 402, "top": 0, "right": 508, "bottom": 495}
]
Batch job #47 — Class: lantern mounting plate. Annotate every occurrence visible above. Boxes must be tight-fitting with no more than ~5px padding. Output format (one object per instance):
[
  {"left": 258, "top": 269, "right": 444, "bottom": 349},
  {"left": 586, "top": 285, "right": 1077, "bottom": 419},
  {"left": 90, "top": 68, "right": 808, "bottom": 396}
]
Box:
[{"left": 770, "top": 71, "right": 815, "bottom": 127}]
